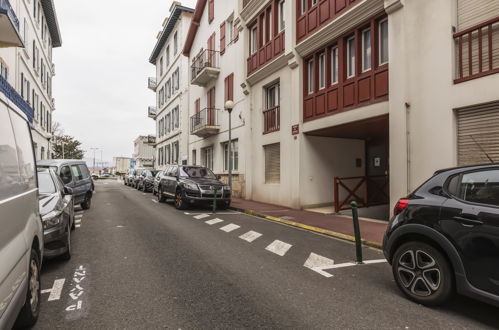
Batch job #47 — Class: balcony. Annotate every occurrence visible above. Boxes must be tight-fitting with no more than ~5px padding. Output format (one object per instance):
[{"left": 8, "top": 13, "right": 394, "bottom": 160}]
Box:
[
  {"left": 263, "top": 106, "right": 280, "bottom": 134},
  {"left": 190, "top": 108, "right": 219, "bottom": 137},
  {"left": 454, "top": 16, "right": 499, "bottom": 83},
  {"left": 191, "top": 49, "right": 220, "bottom": 86},
  {"left": 0, "top": 74, "right": 33, "bottom": 122},
  {"left": 148, "top": 77, "right": 157, "bottom": 91},
  {"left": 148, "top": 106, "right": 157, "bottom": 119},
  {"left": 247, "top": 31, "right": 285, "bottom": 76},
  {"left": 0, "top": 0, "right": 23, "bottom": 47}
]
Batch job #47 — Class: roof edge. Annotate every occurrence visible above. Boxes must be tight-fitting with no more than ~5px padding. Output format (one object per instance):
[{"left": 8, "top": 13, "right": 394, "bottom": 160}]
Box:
[
  {"left": 41, "top": 0, "right": 62, "bottom": 47},
  {"left": 182, "top": 0, "right": 207, "bottom": 57}
]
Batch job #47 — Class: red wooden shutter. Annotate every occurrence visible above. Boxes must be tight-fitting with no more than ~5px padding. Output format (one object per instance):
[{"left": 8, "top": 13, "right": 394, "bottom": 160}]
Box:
[
  {"left": 195, "top": 99, "right": 200, "bottom": 113},
  {"left": 233, "top": 22, "right": 239, "bottom": 42},
  {"left": 208, "top": 0, "right": 214, "bottom": 22},
  {"left": 220, "top": 22, "right": 226, "bottom": 55},
  {"left": 224, "top": 73, "right": 234, "bottom": 102}
]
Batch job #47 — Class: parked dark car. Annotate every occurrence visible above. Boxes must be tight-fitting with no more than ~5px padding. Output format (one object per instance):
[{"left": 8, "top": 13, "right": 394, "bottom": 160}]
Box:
[
  {"left": 152, "top": 169, "right": 166, "bottom": 196},
  {"left": 124, "top": 168, "right": 134, "bottom": 186},
  {"left": 136, "top": 170, "right": 158, "bottom": 192},
  {"left": 157, "top": 165, "right": 231, "bottom": 210},
  {"left": 383, "top": 164, "right": 499, "bottom": 307},
  {"left": 37, "top": 168, "right": 74, "bottom": 260},
  {"left": 38, "top": 160, "right": 94, "bottom": 210}
]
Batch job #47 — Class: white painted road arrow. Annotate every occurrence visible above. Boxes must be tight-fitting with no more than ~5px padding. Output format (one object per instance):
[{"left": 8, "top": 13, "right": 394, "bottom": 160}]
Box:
[{"left": 303, "top": 253, "right": 337, "bottom": 278}]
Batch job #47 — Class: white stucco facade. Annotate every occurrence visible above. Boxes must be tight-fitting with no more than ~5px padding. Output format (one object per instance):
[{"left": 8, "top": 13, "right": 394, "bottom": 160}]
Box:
[{"left": 0, "top": 0, "right": 61, "bottom": 161}]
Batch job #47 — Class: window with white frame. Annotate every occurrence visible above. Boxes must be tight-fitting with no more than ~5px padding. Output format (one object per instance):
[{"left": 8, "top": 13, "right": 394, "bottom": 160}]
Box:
[
  {"left": 346, "top": 36, "right": 355, "bottom": 78},
  {"left": 202, "top": 147, "right": 214, "bottom": 170},
  {"left": 192, "top": 150, "right": 197, "bottom": 166},
  {"left": 223, "top": 140, "right": 239, "bottom": 171},
  {"left": 312, "top": 0, "right": 318, "bottom": 6},
  {"left": 301, "top": 0, "right": 307, "bottom": 14},
  {"left": 166, "top": 45, "right": 170, "bottom": 68},
  {"left": 251, "top": 26, "right": 258, "bottom": 54},
  {"left": 362, "top": 28, "right": 371, "bottom": 72},
  {"left": 331, "top": 46, "right": 338, "bottom": 84},
  {"left": 159, "top": 57, "right": 163, "bottom": 76},
  {"left": 266, "top": 82, "right": 280, "bottom": 109},
  {"left": 307, "top": 59, "right": 314, "bottom": 94},
  {"left": 227, "top": 18, "right": 234, "bottom": 43},
  {"left": 318, "top": 52, "right": 325, "bottom": 89},
  {"left": 174, "top": 32, "right": 178, "bottom": 55},
  {"left": 379, "top": 19, "right": 388, "bottom": 65},
  {"left": 278, "top": 0, "right": 285, "bottom": 32}
]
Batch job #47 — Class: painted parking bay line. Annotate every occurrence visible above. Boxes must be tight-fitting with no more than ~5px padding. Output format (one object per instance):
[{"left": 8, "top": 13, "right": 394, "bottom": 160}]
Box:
[
  {"left": 41, "top": 278, "right": 66, "bottom": 301},
  {"left": 205, "top": 218, "right": 224, "bottom": 225},
  {"left": 265, "top": 240, "right": 292, "bottom": 256},
  {"left": 194, "top": 214, "right": 210, "bottom": 220},
  {"left": 220, "top": 223, "right": 240, "bottom": 233},
  {"left": 303, "top": 253, "right": 337, "bottom": 278},
  {"left": 239, "top": 231, "right": 262, "bottom": 243}
]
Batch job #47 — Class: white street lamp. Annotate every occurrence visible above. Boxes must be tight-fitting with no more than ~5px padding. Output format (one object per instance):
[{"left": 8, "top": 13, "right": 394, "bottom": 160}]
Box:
[{"left": 224, "top": 100, "right": 235, "bottom": 190}]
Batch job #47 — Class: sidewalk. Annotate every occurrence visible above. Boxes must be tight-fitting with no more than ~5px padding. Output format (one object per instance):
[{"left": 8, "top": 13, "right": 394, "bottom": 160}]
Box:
[{"left": 230, "top": 198, "right": 388, "bottom": 248}]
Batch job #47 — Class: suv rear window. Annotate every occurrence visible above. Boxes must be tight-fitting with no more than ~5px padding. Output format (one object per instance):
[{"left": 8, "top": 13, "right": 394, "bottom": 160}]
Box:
[
  {"left": 71, "top": 165, "right": 84, "bottom": 181},
  {"left": 459, "top": 170, "right": 499, "bottom": 207},
  {"left": 78, "top": 164, "right": 90, "bottom": 179}
]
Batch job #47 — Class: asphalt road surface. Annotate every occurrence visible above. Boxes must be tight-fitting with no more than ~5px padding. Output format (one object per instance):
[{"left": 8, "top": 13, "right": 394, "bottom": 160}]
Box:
[{"left": 33, "top": 180, "right": 499, "bottom": 329}]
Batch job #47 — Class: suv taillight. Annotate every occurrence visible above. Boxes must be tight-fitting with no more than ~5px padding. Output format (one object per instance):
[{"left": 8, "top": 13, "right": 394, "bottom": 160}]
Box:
[{"left": 394, "top": 198, "right": 409, "bottom": 216}]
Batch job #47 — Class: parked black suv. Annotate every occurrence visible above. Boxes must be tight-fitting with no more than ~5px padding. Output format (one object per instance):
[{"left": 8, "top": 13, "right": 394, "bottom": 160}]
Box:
[
  {"left": 383, "top": 164, "right": 499, "bottom": 307},
  {"left": 157, "top": 165, "right": 231, "bottom": 210}
]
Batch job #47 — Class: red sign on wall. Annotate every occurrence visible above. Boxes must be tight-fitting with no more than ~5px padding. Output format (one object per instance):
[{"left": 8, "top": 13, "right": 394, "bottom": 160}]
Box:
[{"left": 292, "top": 124, "right": 299, "bottom": 135}]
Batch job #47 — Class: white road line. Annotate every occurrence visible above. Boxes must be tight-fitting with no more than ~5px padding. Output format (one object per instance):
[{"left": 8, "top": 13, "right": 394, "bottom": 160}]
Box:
[
  {"left": 41, "top": 279, "right": 66, "bottom": 301},
  {"left": 205, "top": 218, "right": 224, "bottom": 225},
  {"left": 75, "top": 219, "right": 81, "bottom": 224},
  {"left": 303, "top": 253, "right": 337, "bottom": 278},
  {"left": 363, "top": 259, "right": 387, "bottom": 265},
  {"left": 151, "top": 199, "right": 158, "bottom": 203},
  {"left": 194, "top": 214, "right": 210, "bottom": 220},
  {"left": 239, "top": 231, "right": 262, "bottom": 242},
  {"left": 184, "top": 212, "right": 190, "bottom": 215},
  {"left": 220, "top": 223, "right": 240, "bottom": 232},
  {"left": 75, "top": 215, "right": 83, "bottom": 219},
  {"left": 75, "top": 224, "right": 81, "bottom": 228},
  {"left": 265, "top": 240, "right": 292, "bottom": 256},
  {"left": 75, "top": 211, "right": 83, "bottom": 215}
]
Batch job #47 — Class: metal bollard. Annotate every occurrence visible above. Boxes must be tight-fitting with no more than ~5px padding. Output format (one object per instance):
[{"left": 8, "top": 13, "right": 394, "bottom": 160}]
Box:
[{"left": 350, "top": 201, "right": 363, "bottom": 264}]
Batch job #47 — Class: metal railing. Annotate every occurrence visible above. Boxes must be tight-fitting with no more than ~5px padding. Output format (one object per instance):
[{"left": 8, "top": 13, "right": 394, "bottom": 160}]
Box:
[
  {"left": 263, "top": 106, "right": 280, "bottom": 134},
  {"left": 0, "top": 74, "right": 33, "bottom": 122},
  {"left": 0, "top": 0, "right": 19, "bottom": 31},
  {"left": 454, "top": 16, "right": 499, "bottom": 83},
  {"left": 333, "top": 175, "right": 389, "bottom": 213},
  {"left": 191, "top": 49, "right": 220, "bottom": 81},
  {"left": 190, "top": 108, "right": 219, "bottom": 133}
]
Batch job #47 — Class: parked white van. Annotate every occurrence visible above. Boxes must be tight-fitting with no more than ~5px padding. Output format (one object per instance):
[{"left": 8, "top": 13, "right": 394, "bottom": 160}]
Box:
[{"left": 0, "top": 102, "right": 43, "bottom": 329}]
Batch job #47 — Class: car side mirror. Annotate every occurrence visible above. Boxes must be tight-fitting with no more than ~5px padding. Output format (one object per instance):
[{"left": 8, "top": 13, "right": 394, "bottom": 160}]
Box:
[{"left": 63, "top": 187, "right": 73, "bottom": 195}]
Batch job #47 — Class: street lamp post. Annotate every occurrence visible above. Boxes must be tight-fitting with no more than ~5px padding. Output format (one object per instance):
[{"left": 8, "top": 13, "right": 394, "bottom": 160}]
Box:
[{"left": 224, "top": 100, "right": 235, "bottom": 190}]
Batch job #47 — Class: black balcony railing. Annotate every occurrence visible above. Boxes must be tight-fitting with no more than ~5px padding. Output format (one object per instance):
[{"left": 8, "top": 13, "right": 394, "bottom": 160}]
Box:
[
  {"left": 263, "top": 106, "right": 280, "bottom": 134},
  {"left": 190, "top": 108, "right": 219, "bottom": 133},
  {"left": 0, "top": 74, "right": 33, "bottom": 122},
  {"left": 191, "top": 49, "right": 220, "bottom": 81},
  {"left": 0, "top": 0, "right": 19, "bottom": 31}
]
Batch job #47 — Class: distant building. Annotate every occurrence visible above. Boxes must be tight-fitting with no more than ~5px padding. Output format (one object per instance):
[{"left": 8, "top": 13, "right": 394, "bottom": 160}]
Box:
[
  {"left": 114, "top": 157, "right": 132, "bottom": 174},
  {"left": 148, "top": 2, "right": 194, "bottom": 170},
  {"left": 133, "top": 135, "right": 155, "bottom": 168},
  {"left": 0, "top": 0, "right": 62, "bottom": 160}
]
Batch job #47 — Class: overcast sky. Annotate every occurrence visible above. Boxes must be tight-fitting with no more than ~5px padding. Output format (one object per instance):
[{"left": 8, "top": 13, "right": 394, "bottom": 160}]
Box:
[{"left": 52, "top": 0, "right": 196, "bottom": 166}]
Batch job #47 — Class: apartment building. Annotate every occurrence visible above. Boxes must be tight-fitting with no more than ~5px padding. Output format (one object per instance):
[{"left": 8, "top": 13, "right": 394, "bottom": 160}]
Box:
[
  {"left": 237, "top": 0, "right": 499, "bottom": 219},
  {"left": 132, "top": 135, "right": 155, "bottom": 168},
  {"left": 149, "top": 2, "right": 194, "bottom": 171},
  {"left": 183, "top": 0, "right": 248, "bottom": 198},
  {"left": 0, "top": 0, "right": 61, "bottom": 161}
]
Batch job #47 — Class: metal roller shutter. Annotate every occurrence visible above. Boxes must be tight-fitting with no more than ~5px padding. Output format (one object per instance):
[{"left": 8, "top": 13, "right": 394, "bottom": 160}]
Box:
[
  {"left": 264, "top": 143, "right": 280, "bottom": 183},
  {"left": 457, "top": 0, "right": 499, "bottom": 31},
  {"left": 456, "top": 101, "right": 499, "bottom": 165}
]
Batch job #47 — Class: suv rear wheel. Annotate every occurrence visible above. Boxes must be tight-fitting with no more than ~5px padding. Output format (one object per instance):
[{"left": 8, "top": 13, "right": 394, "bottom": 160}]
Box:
[
  {"left": 174, "top": 190, "right": 187, "bottom": 210},
  {"left": 157, "top": 186, "right": 166, "bottom": 203},
  {"left": 392, "top": 241, "right": 453, "bottom": 306},
  {"left": 81, "top": 193, "right": 92, "bottom": 210}
]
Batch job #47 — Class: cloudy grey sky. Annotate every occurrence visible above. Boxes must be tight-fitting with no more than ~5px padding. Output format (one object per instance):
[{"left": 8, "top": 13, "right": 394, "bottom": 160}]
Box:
[{"left": 52, "top": 0, "right": 196, "bottom": 166}]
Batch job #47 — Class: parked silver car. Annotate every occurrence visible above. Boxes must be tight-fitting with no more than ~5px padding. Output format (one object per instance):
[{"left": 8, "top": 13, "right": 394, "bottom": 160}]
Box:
[{"left": 0, "top": 103, "right": 43, "bottom": 329}]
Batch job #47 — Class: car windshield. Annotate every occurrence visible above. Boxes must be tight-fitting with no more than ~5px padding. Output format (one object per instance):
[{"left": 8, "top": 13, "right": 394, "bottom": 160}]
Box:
[
  {"left": 38, "top": 172, "right": 56, "bottom": 194},
  {"left": 180, "top": 166, "right": 217, "bottom": 179}
]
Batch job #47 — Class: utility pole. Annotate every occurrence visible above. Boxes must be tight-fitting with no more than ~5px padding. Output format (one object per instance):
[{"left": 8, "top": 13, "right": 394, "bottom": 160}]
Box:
[{"left": 90, "top": 148, "right": 99, "bottom": 172}]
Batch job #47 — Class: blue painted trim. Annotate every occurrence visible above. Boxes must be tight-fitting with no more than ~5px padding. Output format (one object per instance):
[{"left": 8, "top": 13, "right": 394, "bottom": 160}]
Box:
[
  {"left": 0, "top": 0, "right": 19, "bottom": 31},
  {"left": 0, "top": 75, "right": 34, "bottom": 123}
]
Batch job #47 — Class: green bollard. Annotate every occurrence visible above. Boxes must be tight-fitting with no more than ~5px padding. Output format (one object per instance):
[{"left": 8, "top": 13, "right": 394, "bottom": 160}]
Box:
[
  {"left": 212, "top": 186, "right": 217, "bottom": 214},
  {"left": 350, "top": 201, "right": 363, "bottom": 264}
]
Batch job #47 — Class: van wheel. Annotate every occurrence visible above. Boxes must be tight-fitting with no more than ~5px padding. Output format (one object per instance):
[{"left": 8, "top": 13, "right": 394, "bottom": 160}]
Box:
[
  {"left": 175, "top": 190, "right": 187, "bottom": 210},
  {"left": 157, "top": 186, "right": 166, "bottom": 203},
  {"left": 14, "top": 249, "right": 41, "bottom": 328},
  {"left": 81, "top": 194, "right": 92, "bottom": 210},
  {"left": 392, "top": 242, "right": 453, "bottom": 306},
  {"left": 60, "top": 223, "right": 72, "bottom": 261}
]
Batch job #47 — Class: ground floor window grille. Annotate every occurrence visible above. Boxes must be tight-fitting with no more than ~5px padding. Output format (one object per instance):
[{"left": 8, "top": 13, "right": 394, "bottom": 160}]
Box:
[{"left": 264, "top": 143, "right": 280, "bottom": 184}]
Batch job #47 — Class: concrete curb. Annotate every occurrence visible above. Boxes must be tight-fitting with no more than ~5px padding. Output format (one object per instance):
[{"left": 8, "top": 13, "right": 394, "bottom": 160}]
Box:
[{"left": 230, "top": 206, "right": 383, "bottom": 250}]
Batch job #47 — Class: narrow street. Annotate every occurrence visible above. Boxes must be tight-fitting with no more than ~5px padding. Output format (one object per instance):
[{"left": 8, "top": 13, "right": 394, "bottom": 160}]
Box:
[{"left": 34, "top": 180, "right": 498, "bottom": 329}]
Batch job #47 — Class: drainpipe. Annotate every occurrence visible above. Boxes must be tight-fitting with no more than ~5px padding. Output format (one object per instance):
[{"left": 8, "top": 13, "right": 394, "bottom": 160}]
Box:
[{"left": 405, "top": 102, "right": 411, "bottom": 194}]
